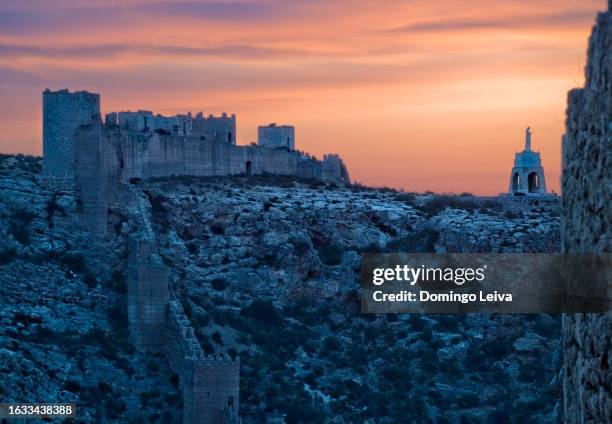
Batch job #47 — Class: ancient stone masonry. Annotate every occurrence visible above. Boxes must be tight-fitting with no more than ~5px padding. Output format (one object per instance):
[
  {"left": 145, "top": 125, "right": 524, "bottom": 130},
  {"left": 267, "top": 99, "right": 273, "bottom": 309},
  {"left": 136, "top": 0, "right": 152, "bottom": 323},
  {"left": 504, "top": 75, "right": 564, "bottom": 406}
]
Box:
[
  {"left": 561, "top": 3, "right": 611, "bottom": 423},
  {"left": 191, "top": 112, "right": 237, "bottom": 144},
  {"left": 111, "top": 110, "right": 237, "bottom": 144},
  {"left": 258, "top": 123, "right": 295, "bottom": 150},
  {"left": 41, "top": 88, "right": 350, "bottom": 422},
  {"left": 167, "top": 301, "right": 240, "bottom": 424},
  {"left": 322, "top": 154, "right": 351, "bottom": 184},
  {"left": 127, "top": 237, "right": 170, "bottom": 353},
  {"left": 124, "top": 186, "right": 240, "bottom": 423},
  {"left": 42, "top": 89, "right": 349, "bottom": 236},
  {"left": 42, "top": 89, "right": 100, "bottom": 188}
]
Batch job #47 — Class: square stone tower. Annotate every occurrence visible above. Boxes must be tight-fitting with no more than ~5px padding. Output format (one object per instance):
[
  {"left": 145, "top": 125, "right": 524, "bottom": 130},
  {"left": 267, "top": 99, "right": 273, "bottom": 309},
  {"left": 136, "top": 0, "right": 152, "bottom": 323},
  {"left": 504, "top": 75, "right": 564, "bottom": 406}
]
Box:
[
  {"left": 191, "top": 112, "right": 237, "bottom": 144},
  {"left": 184, "top": 355, "right": 240, "bottom": 424},
  {"left": 258, "top": 123, "right": 295, "bottom": 150},
  {"left": 42, "top": 89, "right": 100, "bottom": 187}
]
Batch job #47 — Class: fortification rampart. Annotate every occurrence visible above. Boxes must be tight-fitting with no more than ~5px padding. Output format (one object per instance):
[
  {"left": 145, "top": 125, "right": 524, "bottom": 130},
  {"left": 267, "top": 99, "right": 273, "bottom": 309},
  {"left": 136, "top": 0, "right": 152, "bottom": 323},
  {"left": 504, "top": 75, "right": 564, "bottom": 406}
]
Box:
[
  {"left": 127, "top": 237, "right": 170, "bottom": 353},
  {"left": 191, "top": 112, "right": 236, "bottom": 144},
  {"left": 114, "top": 130, "right": 312, "bottom": 182},
  {"left": 43, "top": 89, "right": 100, "bottom": 188},
  {"left": 41, "top": 89, "right": 349, "bottom": 236},
  {"left": 44, "top": 88, "right": 347, "bottom": 421},
  {"left": 41, "top": 89, "right": 350, "bottom": 235},
  {"left": 166, "top": 301, "right": 240, "bottom": 423},
  {"left": 123, "top": 185, "right": 240, "bottom": 423},
  {"left": 68, "top": 116, "right": 348, "bottom": 237}
]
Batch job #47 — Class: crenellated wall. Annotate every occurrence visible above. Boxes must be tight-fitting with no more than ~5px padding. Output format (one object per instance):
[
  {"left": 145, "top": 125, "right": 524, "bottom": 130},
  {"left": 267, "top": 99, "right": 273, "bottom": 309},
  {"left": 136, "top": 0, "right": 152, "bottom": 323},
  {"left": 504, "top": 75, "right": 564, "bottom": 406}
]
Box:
[
  {"left": 116, "top": 131, "right": 309, "bottom": 181},
  {"left": 48, "top": 88, "right": 346, "bottom": 422},
  {"left": 561, "top": 3, "right": 611, "bottom": 423},
  {"left": 126, "top": 238, "right": 240, "bottom": 423},
  {"left": 322, "top": 153, "right": 351, "bottom": 184},
  {"left": 100, "top": 128, "right": 348, "bottom": 184},
  {"left": 44, "top": 88, "right": 350, "bottom": 237},
  {"left": 123, "top": 185, "right": 240, "bottom": 423},
  {"left": 166, "top": 301, "right": 240, "bottom": 423},
  {"left": 71, "top": 118, "right": 349, "bottom": 237}
]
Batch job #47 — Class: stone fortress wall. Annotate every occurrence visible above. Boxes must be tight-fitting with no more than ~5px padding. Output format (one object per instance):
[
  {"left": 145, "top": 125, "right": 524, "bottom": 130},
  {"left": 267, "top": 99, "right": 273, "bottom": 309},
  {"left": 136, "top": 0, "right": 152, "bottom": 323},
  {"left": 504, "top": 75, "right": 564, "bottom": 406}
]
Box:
[
  {"left": 80, "top": 120, "right": 347, "bottom": 186},
  {"left": 41, "top": 88, "right": 348, "bottom": 423},
  {"left": 561, "top": 3, "right": 611, "bottom": 423},
  {"left": 43, "top": 89, "right": 350, "bottom": 236},
  {"left": 128, "top": 237, "right": 170, "bottom": 353},
  {"left": 124, "top": 185, "right": 240, "bottom": 423},
  {"left": 41, "top": 90, "right": 308, "bottom": 422},
  {"left": 166, "top": 301, "right": 240, "bottom": 424}
]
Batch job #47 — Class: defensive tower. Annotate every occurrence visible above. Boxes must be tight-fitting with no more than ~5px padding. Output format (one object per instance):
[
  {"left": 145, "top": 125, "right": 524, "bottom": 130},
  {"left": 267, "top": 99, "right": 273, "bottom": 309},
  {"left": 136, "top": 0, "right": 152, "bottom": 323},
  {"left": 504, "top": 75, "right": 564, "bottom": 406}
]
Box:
[{"left": 42, "top": 89, "right": 100, "bottom": 187}]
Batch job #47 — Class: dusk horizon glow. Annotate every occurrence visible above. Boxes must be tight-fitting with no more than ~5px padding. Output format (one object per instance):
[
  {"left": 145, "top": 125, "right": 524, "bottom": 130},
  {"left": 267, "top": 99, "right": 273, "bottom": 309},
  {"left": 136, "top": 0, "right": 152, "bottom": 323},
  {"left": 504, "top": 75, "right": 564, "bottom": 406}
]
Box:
[{"left": 0, "top": 0, "right": 606, "bottom": 194}]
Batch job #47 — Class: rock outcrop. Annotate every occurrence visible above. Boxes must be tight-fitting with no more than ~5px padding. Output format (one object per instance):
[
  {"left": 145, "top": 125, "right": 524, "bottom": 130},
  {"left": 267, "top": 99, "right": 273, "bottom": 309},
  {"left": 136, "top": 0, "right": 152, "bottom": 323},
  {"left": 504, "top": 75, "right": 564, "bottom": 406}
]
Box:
[{"left": 561, "top": 3, "right": 611, "bottom": 423}]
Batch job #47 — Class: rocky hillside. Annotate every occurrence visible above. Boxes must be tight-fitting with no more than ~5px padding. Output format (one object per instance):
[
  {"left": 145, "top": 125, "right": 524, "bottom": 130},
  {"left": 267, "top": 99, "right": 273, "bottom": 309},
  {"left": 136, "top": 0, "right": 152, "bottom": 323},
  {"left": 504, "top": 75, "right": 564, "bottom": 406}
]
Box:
[
  {"left": 1, "top": 154, "right": 563, "bottom": 423},
  {"left": 136, "top": 175, "right": 562, "bottom": 423},
  {"left": 0, "top": 155, "right": 181, "bottom": 423}
]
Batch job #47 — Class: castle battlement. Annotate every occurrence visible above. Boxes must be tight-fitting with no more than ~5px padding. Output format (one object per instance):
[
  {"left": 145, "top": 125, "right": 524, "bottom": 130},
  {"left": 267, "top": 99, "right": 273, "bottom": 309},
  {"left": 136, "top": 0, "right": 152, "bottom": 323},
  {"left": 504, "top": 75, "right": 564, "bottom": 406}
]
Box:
[
  {"left": 166, "top": 300, "right": 240, "bottom": 423},
  {"left": 109, "top": 108, "right": 237, "bottom": 142},
  {"left": 40, "top": 88, "right": 349, "bottom": 423},
  {"left": 41, "top": 88, "right": 351, "bottom": 237},
  {"left": 43, "top": 89, "right": 349, "bottom": 204}
]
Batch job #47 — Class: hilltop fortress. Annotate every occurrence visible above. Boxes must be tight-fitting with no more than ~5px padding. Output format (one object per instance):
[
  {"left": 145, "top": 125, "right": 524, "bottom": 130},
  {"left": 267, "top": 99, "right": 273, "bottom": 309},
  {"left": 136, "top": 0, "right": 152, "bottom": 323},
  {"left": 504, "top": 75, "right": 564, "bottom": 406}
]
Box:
[
  {"left": 42, "top": 88, "right": 350, "bottom": 235},
  {"left": 39, "top": 89, "right": 350, "bottom": 423}
]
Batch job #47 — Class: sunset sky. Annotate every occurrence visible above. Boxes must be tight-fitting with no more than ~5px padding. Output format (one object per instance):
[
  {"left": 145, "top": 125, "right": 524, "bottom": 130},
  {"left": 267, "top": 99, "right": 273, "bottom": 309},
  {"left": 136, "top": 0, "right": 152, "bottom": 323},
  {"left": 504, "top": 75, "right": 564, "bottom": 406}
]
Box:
[{"left": 0, "top": 0, "right": 605, "bottom": 194}]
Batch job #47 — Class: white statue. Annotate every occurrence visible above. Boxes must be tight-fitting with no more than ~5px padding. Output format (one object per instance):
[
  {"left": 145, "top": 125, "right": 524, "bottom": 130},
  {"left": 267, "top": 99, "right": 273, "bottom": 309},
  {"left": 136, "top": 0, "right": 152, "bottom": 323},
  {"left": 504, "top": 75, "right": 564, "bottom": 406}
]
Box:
[{"left": 525, "top": 126, "right": 532, "bottom": 151}]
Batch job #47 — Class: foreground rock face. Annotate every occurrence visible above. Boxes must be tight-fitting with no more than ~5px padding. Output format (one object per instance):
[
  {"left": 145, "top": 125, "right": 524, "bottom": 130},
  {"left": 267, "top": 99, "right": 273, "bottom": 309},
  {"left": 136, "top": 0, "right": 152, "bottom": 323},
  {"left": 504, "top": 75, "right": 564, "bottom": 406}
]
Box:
[{"left": 561, "top": 4, "right": 612, "bottom": 423}]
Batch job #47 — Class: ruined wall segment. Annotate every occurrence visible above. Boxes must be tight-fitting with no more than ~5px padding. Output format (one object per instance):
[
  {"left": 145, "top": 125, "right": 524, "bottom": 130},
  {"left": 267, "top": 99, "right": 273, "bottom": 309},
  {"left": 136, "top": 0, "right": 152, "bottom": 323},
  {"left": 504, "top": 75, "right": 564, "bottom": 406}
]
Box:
[
  {"left": 42, "top": 89, "right": 100, "bottom": 187},
  {"left": 184, "top": 355, "right": 240, "bottom": 424},
  {"left": 191, "top": 113, "right": 236, "bottom": 144},
  {"left": 166, "top": 301, "right": 240, "bottom": 424},
  {"left": 561, "top": 4, "right": 611, "bottom": 423},
  {"left": 127, "top": 237, "right": 170, "bottom": 353},
  {"left": 322, "top": 154, "right": 350, "bottom": 185},
  {"left": 97, "top": 130, "right": 348, "bottom": 185},
  {"left": 120, "top": 183, "right": 240, "bottom": 423},
  {"left": 74, "top": 120, "right": 124, "bottom": 236},
  {"left": 64, "top": 92, "right": 349, "bottom": 196},
  {"left": 118, "top": 110, "right": 193, "bottom": 136}
]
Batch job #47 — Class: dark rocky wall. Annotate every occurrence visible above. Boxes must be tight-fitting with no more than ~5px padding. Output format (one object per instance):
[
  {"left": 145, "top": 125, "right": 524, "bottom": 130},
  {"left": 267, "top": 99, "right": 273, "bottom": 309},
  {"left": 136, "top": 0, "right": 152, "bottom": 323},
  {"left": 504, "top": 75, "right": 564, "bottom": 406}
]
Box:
[{"left": 561, "top": 4, "right": 611, "bottom": 423}]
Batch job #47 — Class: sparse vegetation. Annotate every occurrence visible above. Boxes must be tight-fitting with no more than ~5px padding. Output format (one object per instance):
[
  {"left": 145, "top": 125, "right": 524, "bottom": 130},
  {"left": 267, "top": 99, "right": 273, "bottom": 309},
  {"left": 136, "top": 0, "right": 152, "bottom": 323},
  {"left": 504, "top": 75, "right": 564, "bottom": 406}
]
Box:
[
  {"left": 316, "top": 243, "right": 344, "bottom": 266},
  {"left": 9, "top": 209, "right": 36, "bottom": 245},
  {"left": 416, "top": 195, "right": 476, "bottom": 217},
  {"left": 211, "top": 278, "right": 228, "bottom": 291}
]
